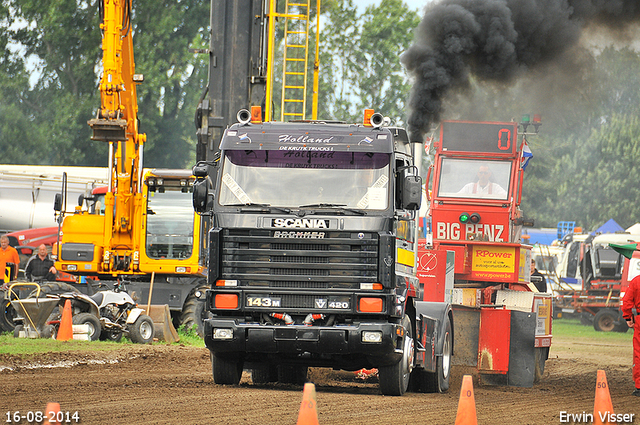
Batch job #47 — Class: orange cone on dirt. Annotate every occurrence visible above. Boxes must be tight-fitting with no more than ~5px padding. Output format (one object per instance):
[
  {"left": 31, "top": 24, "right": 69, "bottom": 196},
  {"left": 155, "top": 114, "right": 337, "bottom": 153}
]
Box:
[
  {"left": 593, "top": 370, "right": 614, "bottom": 425},
  {"left": 296, "top": 382, "right": 320, "bottom": 425},
  {"left": 454, "top": 375, "right": 478, "bottom": 425},
  {"left": 56, "top": 299, "right": 73, "bottom": 341},
  {"left": 43, "top": 402, "right": 60, "bottom": 425}
]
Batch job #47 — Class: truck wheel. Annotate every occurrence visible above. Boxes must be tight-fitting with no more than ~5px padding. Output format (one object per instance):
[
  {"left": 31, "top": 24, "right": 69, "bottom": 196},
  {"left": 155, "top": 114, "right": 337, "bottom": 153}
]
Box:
[
  {"left": 211, "top": 352, "right": 244, "bottom": 385},
  {"left": 277, "top": 365, "right": 307, "bottom": 385},
  {"left": 129, "top": 314, "right": 154, "bottom": 344},
  {"left": 593, "top": 309, "right": 617, "bottom": 332},
  {"left": 379, "top": 315, "right": 414, "bottom": 396},
  {"left": 179, "top": 284, "right": 210, "bottom": 337},
  {"left": 251, "top": 364, "right": 278, "bottom": 384},
  {"left": 418, "top": 316, "right": 452, "bottom": 393},
  {"left": 534, "top": 347, "right": 548, "bottom": 382},
  {"left": 72, "top": 312, "right": 102, "bottom": 341}
]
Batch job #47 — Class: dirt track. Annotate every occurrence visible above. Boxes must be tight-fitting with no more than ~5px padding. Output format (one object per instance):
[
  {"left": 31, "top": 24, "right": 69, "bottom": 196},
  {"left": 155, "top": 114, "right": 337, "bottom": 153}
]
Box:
[{"left": 1, "top": 333, "right": 638, "bottom": 425}]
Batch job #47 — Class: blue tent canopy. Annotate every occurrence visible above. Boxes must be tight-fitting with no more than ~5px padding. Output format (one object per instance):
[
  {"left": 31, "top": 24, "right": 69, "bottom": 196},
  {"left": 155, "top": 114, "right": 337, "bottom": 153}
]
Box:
[{"left": 594, "top": 218, "right": 624, "bottom": 234}]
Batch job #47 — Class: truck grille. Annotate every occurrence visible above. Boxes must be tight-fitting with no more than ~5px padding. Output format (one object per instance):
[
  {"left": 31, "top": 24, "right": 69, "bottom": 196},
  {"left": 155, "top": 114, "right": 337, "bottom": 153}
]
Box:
[{"left": 221, "top": 228, "right": 379, "bottom": 289}]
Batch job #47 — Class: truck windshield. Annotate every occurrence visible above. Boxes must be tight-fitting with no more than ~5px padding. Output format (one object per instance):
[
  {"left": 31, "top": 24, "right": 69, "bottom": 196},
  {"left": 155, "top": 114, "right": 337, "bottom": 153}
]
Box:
[
  {"left": 218, "top": 150, "right": 390, "bottom": 209},
  {"left": 146, "top": 187, "right": 194, "bottom": 259},
  {"left": 437, "top": 158, "right": 511, "bottom": 201}
]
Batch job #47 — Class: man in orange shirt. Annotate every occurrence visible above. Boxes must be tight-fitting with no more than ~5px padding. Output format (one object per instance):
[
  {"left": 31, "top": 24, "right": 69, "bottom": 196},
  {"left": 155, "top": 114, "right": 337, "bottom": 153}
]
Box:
[
  {"left": 0, "top": 235, "right": 20, "bottom": 282},
  {"left": 622, "top": 274, "right": 640, "bottom": 396}
]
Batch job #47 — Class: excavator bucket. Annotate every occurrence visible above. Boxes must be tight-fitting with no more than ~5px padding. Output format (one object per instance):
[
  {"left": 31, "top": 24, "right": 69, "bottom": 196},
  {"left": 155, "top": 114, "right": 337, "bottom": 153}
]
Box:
[
  {"left": 146, "top": 304, "right": 179, "bottom": 343},
  {"left": 88, "top": 118, "right": 128, "bottom": 142}
]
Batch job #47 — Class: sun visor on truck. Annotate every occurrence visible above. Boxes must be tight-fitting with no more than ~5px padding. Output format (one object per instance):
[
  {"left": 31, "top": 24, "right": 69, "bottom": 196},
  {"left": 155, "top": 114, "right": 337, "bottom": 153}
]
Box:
[{"left": 220, "top": 123, "right": 395, "bottom": 153}]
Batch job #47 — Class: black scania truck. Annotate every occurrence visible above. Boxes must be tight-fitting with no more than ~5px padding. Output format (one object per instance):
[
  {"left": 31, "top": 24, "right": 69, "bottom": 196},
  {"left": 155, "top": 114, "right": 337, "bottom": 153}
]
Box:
[{"left": 192, "top": 111, "right": 453, "bottom": 396}]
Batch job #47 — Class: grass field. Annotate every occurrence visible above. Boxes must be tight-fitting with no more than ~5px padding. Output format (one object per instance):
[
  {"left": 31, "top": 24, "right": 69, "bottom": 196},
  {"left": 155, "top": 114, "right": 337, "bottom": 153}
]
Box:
[{"left": 0, "top": 324, "right": 205, "bottom": 357}]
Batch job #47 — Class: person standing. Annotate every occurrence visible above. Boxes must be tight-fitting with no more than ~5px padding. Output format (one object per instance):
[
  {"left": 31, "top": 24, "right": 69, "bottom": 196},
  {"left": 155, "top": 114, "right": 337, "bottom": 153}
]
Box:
[
  {"left": 622, "top": 274, "right": 640, "bottom": 396},
  {"left": 0, "top": 235, "right": 20, "bottom": 282},
  {"left": 24, "top": 244, "right": 57, "bottom": 282}
]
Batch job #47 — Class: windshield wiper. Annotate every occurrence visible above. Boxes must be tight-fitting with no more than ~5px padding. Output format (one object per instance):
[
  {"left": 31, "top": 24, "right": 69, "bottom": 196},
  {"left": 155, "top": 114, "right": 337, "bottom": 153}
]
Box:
[
  {"left": 226, "top": 203, "right": 291, "bottom": 214},
  {"left": 297, "top": 203, "right": 365, "bottom": 215}
]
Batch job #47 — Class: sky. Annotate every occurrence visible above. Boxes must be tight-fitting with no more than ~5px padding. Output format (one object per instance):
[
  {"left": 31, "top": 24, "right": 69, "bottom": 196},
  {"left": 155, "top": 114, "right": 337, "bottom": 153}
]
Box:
[{"left": 356, "top": 0, "right": 429, "bottom": 13}]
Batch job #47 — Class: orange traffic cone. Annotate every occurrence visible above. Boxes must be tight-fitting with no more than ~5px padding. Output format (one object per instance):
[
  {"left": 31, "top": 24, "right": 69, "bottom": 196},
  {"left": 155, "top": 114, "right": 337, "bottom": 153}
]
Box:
[
  {"left": 43, "top": 402, "right": 60, "bottom": 425},
  {"left": 56, "top": 300, "right": 73, "bottom": 341},
  {"left": 593, "top": 370, "right": 615, "bottom": 425},
  {"left": 454, "top": 375, "right": 478, "bottom": 425},
  {"left": 296, "top": 382, "right": 320, "bottom": 425}
]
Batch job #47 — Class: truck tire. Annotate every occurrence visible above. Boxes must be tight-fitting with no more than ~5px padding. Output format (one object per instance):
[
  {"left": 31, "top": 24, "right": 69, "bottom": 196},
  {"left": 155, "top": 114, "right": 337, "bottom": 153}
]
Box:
[
  {"left": 379, "top": 315, "right": 414, "bottom": 396},
  {"left": 534, "top": 346, "right": 549, "bottom": 382},
  {"left": 277, "top": 365, "right": 307, "bottom": 385},
  {"left": 72, "top": 312, "right": 102, "bottom": 341},
  {"left": 251, "top": 364, "right": 278, "bottom": 384},
  {"left": 211, "top": 351, "right": 244, "bottom": 385},
  {"left": 179, "top": 284, "right": 210, "bottom": 337},
  {"left": 593, "top": 309, "right": 617, "bottom": 332},
  {"left": 129, "top": 314, "right": 154, "bottom": 344},
  {"left": 427, "top": 316, "right": 452, "bottom": 393}
]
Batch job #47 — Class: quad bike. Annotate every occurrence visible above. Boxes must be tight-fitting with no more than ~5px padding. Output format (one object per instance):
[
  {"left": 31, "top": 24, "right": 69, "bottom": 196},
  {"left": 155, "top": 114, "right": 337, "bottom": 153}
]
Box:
[{"left": 46, "top": 281, "right": 155, "bottom": 343}]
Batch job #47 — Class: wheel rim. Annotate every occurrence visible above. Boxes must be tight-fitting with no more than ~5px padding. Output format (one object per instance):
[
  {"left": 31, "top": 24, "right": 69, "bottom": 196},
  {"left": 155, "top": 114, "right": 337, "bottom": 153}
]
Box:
[
  {"left": 403, "top": 334, "right": 415, "bottom": 380},
  {"left": 442, "top": 331, "right": 451, "bottom": 378},
  {"left": 140, "top": 320, "right": 153, "bottom": 340}
]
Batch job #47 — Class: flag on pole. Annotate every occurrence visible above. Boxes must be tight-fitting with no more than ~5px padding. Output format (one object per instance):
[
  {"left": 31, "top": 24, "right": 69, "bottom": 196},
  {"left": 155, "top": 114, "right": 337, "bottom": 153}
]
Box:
[{"left": 521, "top": 140, "right": 533, "bottom": 171}]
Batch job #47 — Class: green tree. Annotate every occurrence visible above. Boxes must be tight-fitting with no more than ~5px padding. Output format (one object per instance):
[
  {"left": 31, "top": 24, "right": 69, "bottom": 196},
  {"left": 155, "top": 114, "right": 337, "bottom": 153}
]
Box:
[
  {"left": 551, "top": 114, "right": 640, "bottom": 230},
  {"left": 355, "top": 0, "right": 420, "bottom": 124},
  {"left": 0, "top": 0, "right": 208, "bottom": 168}
]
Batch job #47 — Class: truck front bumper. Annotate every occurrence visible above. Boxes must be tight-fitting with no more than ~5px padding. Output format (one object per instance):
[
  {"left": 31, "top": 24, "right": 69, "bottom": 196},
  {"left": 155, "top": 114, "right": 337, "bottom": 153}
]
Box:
[{"left": 203, "top": 318, "right": 403, "bottom": 364}]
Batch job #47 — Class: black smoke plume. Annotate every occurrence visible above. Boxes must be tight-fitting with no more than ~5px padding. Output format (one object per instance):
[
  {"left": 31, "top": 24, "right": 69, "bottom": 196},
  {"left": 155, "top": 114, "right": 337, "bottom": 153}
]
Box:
[{"left": 402, "top": 0, "right": 640, "bottom": 142}]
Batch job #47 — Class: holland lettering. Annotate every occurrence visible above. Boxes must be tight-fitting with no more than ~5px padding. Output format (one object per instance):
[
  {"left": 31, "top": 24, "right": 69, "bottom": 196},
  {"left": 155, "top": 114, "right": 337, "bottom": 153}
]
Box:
[{"left": 278, "top": 134, "right": 334, "bottom": 144}]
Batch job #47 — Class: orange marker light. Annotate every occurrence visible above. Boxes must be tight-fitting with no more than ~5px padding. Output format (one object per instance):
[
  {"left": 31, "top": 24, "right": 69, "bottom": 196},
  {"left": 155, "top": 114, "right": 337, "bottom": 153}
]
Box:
[
  {"left": 363, "top": 109, "right": 374, "bottom": 126},
  {"left": 215, "top": 294, "right": 238, "bottom": 309},
  {"left": 251, "top": 105, "right": 262, "bottom": 123},
  {"left": 359, "top": 297, "right": 383, "bottom": 312}
]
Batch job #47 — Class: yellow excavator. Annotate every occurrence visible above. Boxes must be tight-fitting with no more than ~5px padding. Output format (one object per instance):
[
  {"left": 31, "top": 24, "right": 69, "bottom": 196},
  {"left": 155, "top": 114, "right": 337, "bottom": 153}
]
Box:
[{"left": 53, "top": 0, "right": 207, "bottom": 334}]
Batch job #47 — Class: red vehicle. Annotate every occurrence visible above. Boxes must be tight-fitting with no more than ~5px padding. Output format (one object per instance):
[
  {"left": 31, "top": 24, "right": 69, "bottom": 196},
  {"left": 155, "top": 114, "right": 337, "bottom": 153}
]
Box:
[{"left": 419, "top": 119, "right": 552, "bottom": 386}]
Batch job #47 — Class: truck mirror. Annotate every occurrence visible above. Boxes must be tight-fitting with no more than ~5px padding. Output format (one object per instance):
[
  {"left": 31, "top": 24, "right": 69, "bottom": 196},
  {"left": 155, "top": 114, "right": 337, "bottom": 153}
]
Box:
[
  {"left": 193, "top": 179, "right": 209, "bottom": 213},
  {"left": 403, "top": 175, "right": 422, "bottom": 210},
  {"left": 77, "top": 194, "right": 85, "bottom": 207},
  {"left": 54, "top": 193, "right": 63, "bottom": 212}
]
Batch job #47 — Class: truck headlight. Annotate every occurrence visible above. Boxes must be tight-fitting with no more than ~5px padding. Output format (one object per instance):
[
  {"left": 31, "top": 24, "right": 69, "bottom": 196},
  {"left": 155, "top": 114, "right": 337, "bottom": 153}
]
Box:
[
  {"left": 213, "top": 328, "right": 234, "bottom": 340},
  {"left": 362, "top": 331, "right": 383, "bottom": 343}
]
